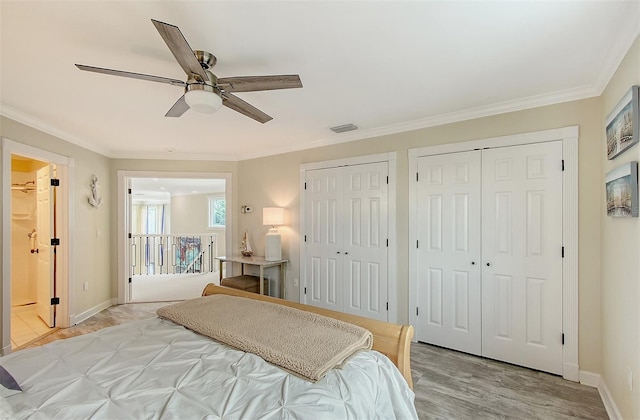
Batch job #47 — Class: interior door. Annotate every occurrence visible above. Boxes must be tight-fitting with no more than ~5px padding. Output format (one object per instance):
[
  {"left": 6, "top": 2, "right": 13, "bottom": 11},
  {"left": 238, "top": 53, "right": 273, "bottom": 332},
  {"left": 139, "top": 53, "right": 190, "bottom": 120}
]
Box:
[
  {"left": 304, "top": 162, "right": 389, "bottom": 321},
  {"left": 481, "top": 141, "right": 563, "bottom": 374},
  {"left": 416, "top": 151, "right": 482, "bottom": 355},
  {"left": 342, "top": 162, "right": 388, "bottom": 321},
  {"left": 304, "top": 167, "right": 343, "bottom": 312},
  {"left": 36, "top": 164, "right": 55, "bottom": 327}
]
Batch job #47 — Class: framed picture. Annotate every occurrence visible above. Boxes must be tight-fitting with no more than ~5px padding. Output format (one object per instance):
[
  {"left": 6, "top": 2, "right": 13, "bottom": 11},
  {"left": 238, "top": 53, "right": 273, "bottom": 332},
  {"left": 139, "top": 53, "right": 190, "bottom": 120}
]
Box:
[
  {"left": 175, "top": 237, "right": 202, "bottom": 273},
  {"left": 605, "top": 161, "right": 638, "bottom": 217},
  {"left": 606, "top": 85, "right": 639, "bottom": 160}
]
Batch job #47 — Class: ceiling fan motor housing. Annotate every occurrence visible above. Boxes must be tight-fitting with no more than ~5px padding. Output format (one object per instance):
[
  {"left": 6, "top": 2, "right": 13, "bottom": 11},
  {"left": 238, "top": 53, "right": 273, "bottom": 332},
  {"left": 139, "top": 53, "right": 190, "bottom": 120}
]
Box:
[{"left": 194, "top": 50, "right": 217, "bottom": 70}]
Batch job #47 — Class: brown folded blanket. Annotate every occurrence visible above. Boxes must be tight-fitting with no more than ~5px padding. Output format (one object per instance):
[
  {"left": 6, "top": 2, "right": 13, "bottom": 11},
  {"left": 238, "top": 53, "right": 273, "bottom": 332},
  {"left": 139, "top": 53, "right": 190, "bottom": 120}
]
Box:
[{"left": 156, "top": 295, "right": 373, "bottom": 382}]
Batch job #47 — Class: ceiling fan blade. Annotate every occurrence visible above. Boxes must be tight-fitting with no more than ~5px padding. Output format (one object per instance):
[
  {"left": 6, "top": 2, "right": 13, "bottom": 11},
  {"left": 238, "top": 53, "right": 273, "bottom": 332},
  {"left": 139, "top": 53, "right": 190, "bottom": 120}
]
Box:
[
  {"left": 151, "top": 19, "right": 208, "bottom": 81},
  {"left": 165, "top": 95, "right": 190, "bottom": 117},
  {"left": 222, "top": 93, "right": 272, "bottom": 123},
  {"left": 217, "top": 75, "right": 303, "bottom": 92},
  {"left": 75, "top": 64, "right": 186, "bottom": 86}
]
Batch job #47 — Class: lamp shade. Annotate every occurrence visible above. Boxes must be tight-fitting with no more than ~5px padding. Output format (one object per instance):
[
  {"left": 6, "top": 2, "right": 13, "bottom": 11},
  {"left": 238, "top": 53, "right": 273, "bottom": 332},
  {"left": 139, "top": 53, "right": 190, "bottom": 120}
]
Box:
[
  {"left": 263, "top": 207, "right": 284, "bottom": 226},
  {"left": 184, "top": 89, "right": 223, "bottom": 114}
]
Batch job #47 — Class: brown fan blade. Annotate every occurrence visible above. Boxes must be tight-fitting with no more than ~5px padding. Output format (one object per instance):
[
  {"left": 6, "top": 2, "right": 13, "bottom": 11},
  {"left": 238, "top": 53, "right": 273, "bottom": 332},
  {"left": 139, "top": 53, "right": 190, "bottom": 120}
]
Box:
[
  {"left": 217, "top": 75, "right": 302, "bottom": 92},
  {"left": 75, "top": 64, "right": 186, "bottom": 87},
  {"left": 222, "top": 93, "right": 272, "bottom": 123},
  {"left": 165, "top": 95, "right": 190, "bottom": 117},
  {"left": 151, "top": 19, "right": 208, "bottom": 81}
]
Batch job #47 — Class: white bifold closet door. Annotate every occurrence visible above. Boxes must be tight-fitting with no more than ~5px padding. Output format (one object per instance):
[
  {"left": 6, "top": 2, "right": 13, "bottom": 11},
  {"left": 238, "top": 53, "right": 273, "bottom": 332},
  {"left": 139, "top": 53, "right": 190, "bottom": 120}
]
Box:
[
  {"left": 416, "top": 141, "right": 563, "bottom": 375},
  {"left": 481, "top": 141, "right": 563, "bottom": 375},
  {"left": 416, "top": 151, "right": 482, "bottom": 355},
  {"left": 305, "top": 162, "right": 389, "bottom": 321}
]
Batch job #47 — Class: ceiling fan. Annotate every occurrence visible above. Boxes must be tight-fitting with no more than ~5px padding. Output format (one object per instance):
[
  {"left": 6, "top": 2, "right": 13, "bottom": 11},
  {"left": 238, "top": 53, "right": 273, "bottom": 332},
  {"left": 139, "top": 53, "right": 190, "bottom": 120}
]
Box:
[{"left": 75, "top": 19, "right": 302, "bottom": 123}]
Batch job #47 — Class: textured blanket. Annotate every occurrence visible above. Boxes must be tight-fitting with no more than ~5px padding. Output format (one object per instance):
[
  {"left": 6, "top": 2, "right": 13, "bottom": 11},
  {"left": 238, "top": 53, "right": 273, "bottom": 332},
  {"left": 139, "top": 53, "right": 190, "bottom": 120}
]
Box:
[{"left": 157, "top": 295, "right": 373, "bottom": 382}]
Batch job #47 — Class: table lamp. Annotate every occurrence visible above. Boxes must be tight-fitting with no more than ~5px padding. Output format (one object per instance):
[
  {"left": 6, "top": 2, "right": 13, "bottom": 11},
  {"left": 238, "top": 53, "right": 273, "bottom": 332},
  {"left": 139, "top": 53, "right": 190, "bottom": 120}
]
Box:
[{"left": 263, "top": 207, "right": 284, "bottom": 261}]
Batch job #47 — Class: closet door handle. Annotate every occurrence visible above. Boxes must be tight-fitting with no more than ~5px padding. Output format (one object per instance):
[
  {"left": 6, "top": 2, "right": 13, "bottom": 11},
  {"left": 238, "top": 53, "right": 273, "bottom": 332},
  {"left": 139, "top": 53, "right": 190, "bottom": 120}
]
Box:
[
  {"left": 471, "top": 261, "right": 475, "bottom": 265},
  {"left": 486, "top": 262, "right": 491, "bottom": 267},
  {"left": 344, "top": 252, "right": 349, "bottom": 255},
  {"left": 337, "top": 251, "right": 341, "bottom": 254}
]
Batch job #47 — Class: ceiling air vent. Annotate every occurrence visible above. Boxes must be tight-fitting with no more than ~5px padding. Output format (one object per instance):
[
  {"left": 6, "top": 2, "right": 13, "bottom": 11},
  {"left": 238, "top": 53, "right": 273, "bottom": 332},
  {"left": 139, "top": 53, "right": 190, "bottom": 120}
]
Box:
[{"left": 330, "top": 123, "right": 358, "bottom": 134}]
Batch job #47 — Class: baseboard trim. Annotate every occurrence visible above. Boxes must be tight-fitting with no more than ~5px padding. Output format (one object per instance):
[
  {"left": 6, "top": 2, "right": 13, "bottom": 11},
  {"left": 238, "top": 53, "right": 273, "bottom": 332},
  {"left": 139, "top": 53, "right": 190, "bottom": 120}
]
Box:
[
  {"left": 598, "top": 376, "right": 623, "bottom": 420},
  {"left": 70, "top": 298, "right": 116, "bottom": 326},
  {"left": 579, "top": 370, "right": 601, "bottom": 388}
]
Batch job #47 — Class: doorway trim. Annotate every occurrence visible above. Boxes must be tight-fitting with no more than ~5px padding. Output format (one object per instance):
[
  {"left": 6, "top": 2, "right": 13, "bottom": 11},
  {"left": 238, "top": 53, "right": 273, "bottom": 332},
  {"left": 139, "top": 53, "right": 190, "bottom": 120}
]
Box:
[
  {"left": 408, "top": 126, "right": 579, "bottom": 382},
  {"left": 2, "top": 138, "right": 74, "bottom": 355},
  {"left": 117, "top": 170, "right": 233, "bottom": 304}
]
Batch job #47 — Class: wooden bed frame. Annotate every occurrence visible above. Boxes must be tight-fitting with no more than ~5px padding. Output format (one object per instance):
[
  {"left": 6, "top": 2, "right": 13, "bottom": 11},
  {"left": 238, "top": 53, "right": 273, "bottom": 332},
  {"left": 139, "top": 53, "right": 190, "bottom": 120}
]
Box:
[{"left": 202, "top": 283, "right": 414, "bottom": 388}]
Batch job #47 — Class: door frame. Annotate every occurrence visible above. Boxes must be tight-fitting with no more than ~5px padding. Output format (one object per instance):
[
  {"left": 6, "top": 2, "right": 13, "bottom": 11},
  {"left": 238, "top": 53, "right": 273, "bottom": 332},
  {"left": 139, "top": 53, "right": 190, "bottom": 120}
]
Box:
[
  {"left": 299, "top": 152, "right": 398, "bottom": 323},
  {"left": 116, "top": 170, "right": 233, "bottom": 304},
  {"left": 408, "top": 126, "right": 579, "bottom": 382},
  {"left": 2, "top": 138, "right": 74, "bottom": 355}
]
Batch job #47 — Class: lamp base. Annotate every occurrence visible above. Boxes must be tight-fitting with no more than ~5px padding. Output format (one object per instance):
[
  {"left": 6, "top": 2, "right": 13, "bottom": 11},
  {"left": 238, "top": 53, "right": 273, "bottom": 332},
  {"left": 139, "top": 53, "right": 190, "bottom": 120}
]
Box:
[{"left": 265, "top": 228, "right": 281, "bottom": 261}]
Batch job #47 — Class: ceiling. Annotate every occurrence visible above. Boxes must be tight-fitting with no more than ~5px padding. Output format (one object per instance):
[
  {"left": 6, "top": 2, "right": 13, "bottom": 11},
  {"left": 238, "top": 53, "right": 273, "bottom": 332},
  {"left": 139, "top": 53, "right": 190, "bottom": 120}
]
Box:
[{"left": 1, "top": 1, "right": 639, "bottom": 161}]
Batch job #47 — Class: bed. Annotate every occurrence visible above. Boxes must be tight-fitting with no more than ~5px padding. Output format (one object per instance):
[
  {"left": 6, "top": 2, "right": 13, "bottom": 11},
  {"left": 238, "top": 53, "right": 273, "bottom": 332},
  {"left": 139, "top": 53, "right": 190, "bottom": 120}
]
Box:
[{"left": 0, "top": 284, "right": 417, "bottom": 419}]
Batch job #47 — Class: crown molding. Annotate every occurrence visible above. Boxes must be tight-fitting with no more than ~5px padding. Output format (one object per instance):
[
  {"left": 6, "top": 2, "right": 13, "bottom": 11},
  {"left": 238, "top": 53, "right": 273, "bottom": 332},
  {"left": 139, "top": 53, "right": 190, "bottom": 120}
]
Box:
[
  {"left": 0, "top": 82, "right": 607, "bottom": 163},
  {"left": 0, "top": 104, "right": 241, "bottom": 161},
  {"left": 108, "top": 151, "right": 239, "bottom": 161},
  {"left": 594, "top": 12, "right": 640, "bottom": 95},
  {"left": 239, "top": 84, "right": 599, "bottom": 161},
  {"left": 0, "top": 104, "right": 112, "bottom": 157}
]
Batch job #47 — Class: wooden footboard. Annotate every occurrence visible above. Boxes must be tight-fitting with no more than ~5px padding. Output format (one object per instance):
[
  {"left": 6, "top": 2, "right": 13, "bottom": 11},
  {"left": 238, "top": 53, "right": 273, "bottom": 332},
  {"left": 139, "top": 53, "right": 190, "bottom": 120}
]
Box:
[{"left": 202, "top": 283, "right": 413, "bottom": 388}]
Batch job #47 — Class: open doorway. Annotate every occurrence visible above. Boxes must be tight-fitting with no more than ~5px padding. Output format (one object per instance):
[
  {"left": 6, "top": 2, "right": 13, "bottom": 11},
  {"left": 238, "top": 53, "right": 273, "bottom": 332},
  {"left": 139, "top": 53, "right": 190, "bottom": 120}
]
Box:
[
  {"left": 117, "top": 171, "right": 232, "bottom": 304},
  {"left": 9, "top": 155, "right": 58, "bottom": 348},
  {"left": 2, "top": 139, "right": 72, "bottom": 355}
]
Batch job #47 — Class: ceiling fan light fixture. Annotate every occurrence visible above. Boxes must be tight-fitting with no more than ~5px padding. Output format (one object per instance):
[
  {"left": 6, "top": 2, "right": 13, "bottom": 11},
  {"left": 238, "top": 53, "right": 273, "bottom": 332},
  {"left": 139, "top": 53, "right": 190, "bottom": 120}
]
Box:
[{"left": 184, "top": 88, "right": 222, "bottom": 114}]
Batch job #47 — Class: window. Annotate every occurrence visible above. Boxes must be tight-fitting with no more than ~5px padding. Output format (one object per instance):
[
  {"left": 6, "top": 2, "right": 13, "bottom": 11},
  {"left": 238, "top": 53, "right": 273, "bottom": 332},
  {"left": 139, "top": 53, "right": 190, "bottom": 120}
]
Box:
[
  {"left": 146, "top": 206, "right": 157, "bottom": 233},
  {"left": 209, "top": 197, "right": 226, "bottom": 227},
  {"left": 131, "top": 203, "right": 167, "bottom": 234}
]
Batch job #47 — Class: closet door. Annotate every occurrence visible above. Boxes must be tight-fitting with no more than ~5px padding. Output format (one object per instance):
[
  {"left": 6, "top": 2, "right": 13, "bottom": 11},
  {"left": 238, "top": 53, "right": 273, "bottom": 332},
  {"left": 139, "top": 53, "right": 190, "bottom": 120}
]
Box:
[
  {"left": 342, "top": 162, "right": 388, "bottom": 321},
  {"left": 416, "top": 151, "right": 482, "bottom": 355},
  {"left": 481, "top": 141, "right": 563, "bottom": 375},
  {"left": 305, "top": 167, "right": 343, "bottom": 312},
  {"left": 304, "top": 162, "right": 389, "bottom": 321}
]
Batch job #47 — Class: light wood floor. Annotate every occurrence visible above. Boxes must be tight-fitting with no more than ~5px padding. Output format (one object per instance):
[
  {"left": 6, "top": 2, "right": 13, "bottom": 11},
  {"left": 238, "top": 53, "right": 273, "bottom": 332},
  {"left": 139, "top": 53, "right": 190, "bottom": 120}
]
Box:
[
  {"left": 411, "top": 342, "right": 608, "bottom": 419},
  {"left": 21, "top": 302, "right": 608, "bottom": 419},
  {"left": 11, "top": 305, "right": 54, "bottom": 349},
  {"left": 21, "top": 301, "right": 174, "bottom": 349}
]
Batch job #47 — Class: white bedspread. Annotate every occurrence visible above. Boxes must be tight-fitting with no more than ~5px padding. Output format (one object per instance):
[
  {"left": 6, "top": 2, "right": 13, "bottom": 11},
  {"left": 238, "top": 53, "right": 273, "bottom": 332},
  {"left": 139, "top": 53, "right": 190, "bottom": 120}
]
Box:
[{"left": 1, "top": 317, "right": 417, "bottom": 419}]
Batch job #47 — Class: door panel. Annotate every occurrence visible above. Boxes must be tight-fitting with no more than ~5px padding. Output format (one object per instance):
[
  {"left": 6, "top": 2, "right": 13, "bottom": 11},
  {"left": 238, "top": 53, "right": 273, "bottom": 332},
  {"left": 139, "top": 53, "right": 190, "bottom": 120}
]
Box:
[
  {"left": 305, "top": 168, "right": 343, "bottom": 311},
  {"left": 428, "top": 268, "right": 443, "bottom": 325},
  {"left": 481, "top": 141, "right": 563, "bottom": 375},
  {"left": 416, "top": 151, "right": 482, "bottom": 355},
  {"left": 453, "top": 270, "right": 470, "bottom": 331},
  {"left": 36, "top": 165, "right": 55, "bottom": 327},
  {"left": 341, "top": 162, "right": 388, "bottom": 321}
]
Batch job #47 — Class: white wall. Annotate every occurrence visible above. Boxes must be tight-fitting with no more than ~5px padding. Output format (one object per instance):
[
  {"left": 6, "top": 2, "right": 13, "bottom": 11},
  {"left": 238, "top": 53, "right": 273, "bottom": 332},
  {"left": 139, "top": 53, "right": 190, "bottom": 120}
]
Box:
[{"left": 600, "top": 35, "right": 640, "bottom": 420}]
